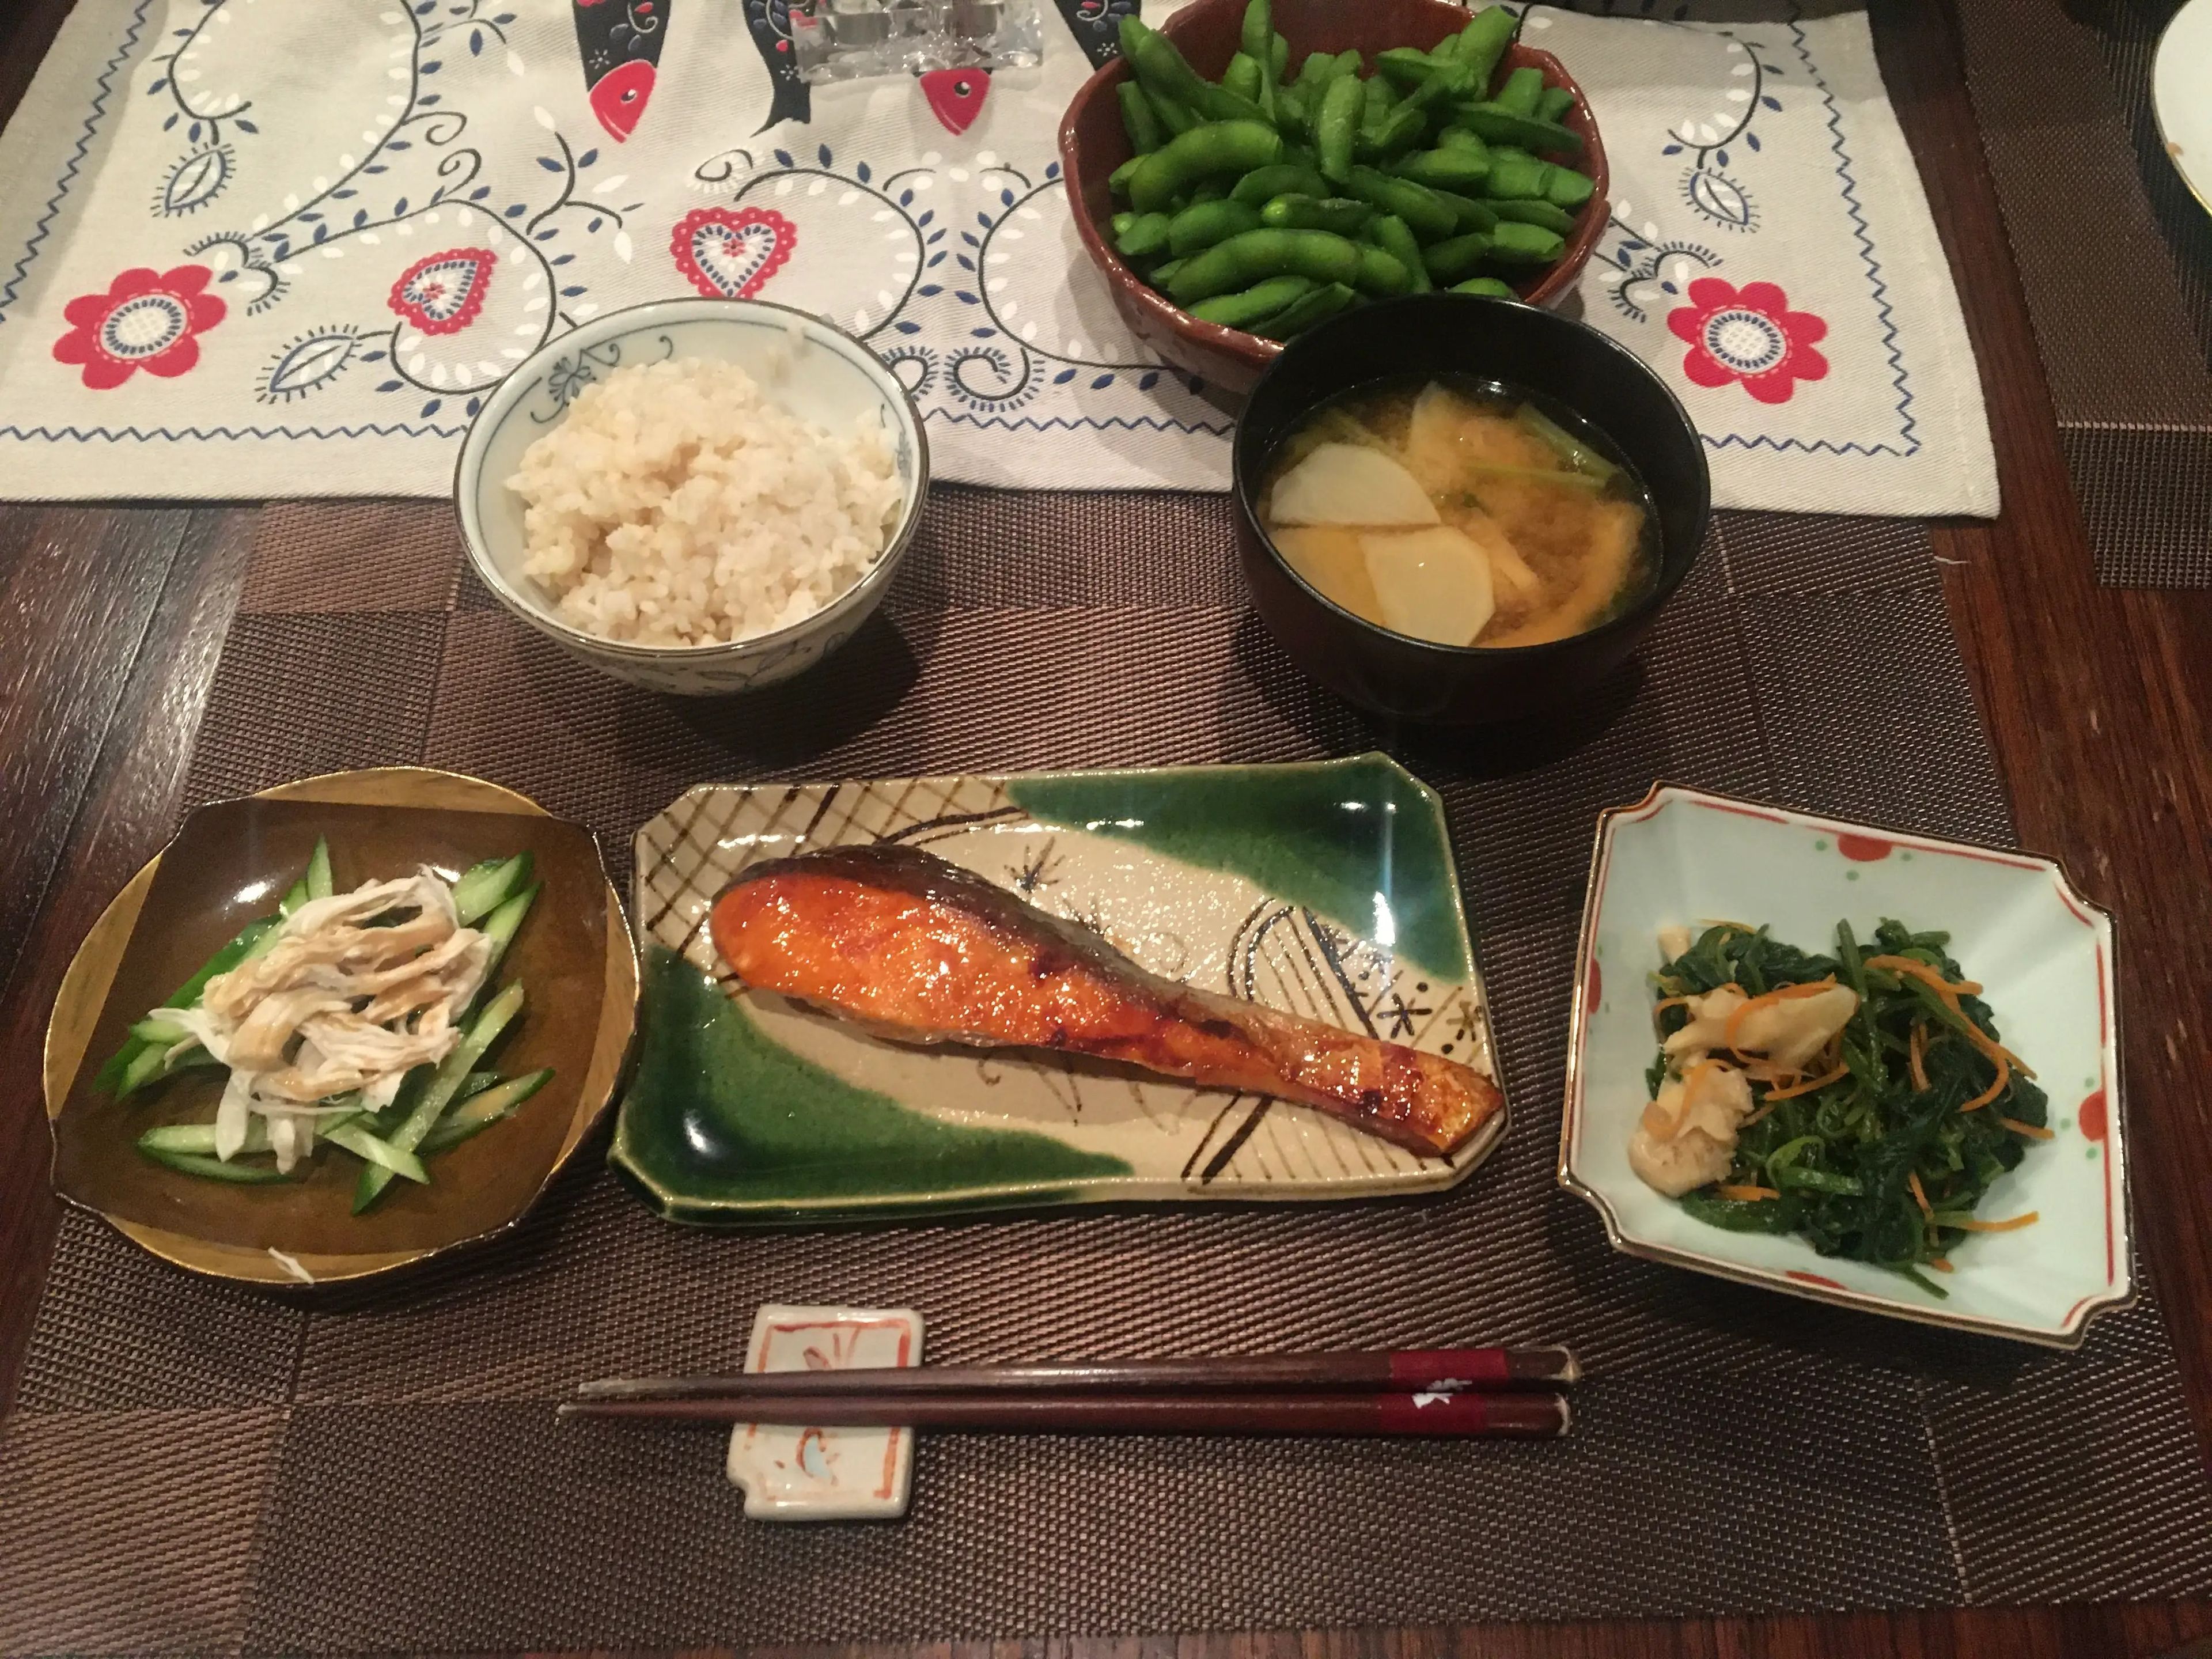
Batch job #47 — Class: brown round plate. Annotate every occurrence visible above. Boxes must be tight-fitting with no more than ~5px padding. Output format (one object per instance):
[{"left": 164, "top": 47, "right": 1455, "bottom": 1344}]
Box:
[{"left": 42, "top": 767, "right": 638, "bottom": 1287}]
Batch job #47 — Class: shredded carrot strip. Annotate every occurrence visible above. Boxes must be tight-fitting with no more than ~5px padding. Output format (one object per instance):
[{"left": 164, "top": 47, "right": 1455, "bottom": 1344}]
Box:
[
  {"left": 1740, "top": 1103, "right": 1775, "bottom": 1128},
  {"left": 1866, "top": 955, "right": 2036, "bottom": 1078},
  {"left": 1762, "top": 1060, "right": 1850, "bottom": 1101},
  {"left": 1722, "top": 977, "right": 1840, "bottom": 1060},
  {"left": 1716, "top": 1184, "right": 1779, "bottom": 1202},
  {"left": 1865, "top": 955, "right": 1972, "bottom": 998},
  {"left": 1959, "top": 1053, "right": 2009, "bottom": 1112},
  {"left": 1908, "top": 1022, "right": 1930, "bottom": 1092},
  {"left": 1908, "top": 1172, "right": 1932, "bottom": 1217},
  {"left": 1929, "top": 1257, "right": 1954, "bottom": 1273},
  {"left": 1947, "top": 1211, "right": 2040, "bottom": 1233},
  {"left": 1999, "top": 1116, "right": 2054, "bottom": 1141}
]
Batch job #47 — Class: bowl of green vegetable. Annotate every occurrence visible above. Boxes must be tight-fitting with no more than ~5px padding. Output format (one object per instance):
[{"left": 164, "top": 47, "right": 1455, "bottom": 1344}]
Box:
[
  {"left": 1560, "top": 782, "right": 2131, "bottom": 1350},
  {"left": 43, "top": 767, "right": 639, "bottom": 1287},
  {"left": 1059, "top": 0, "right": 1608, "bottom": 395}
]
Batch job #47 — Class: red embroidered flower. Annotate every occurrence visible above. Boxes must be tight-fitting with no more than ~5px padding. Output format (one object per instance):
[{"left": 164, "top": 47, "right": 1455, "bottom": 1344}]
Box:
[
  {"left": 52, "top": 265, "right": 225, "bottom": 389},
  {"left": 1666, "top": 278, "right": 1828, "bottom": 405}
]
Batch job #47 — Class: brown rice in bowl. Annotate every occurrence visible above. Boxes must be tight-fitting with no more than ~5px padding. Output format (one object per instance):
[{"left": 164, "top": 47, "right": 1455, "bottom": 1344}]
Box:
[{"left": 505, "top": 357, "right": 906, "bottom": 649}]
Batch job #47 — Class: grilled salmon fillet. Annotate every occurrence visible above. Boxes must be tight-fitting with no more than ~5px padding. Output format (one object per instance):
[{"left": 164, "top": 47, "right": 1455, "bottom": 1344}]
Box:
[{"left": 707, "top": 843, "right": 1501, "bottom": 1156}]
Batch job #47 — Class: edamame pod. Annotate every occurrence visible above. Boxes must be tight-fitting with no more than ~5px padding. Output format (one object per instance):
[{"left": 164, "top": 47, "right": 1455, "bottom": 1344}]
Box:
[
  {"left": 1109, "top": 155, "right": 1144, "bottom": 198},
  {"left": 1374, "top": 47, "right": 1439, "bottom": 90},
  {"left": 1487, "top": 219, "right": 1566, "bottom": 264},
  {"left": 1421, "top": 231, "right": 1494, "bottom": 283},
  {"left": 1190, "top": 177, "right": 1229, "bottom": 203},
  {"left": 1270, "top": 35, "right": 1289, "bottom": 78},
  {"left": 1367, "top": 213, "right": 1430, "bottom": 293},
  {"left": 1483, "top": 153, "right": 1554, "bottom": 200},
  {"left": 1120, "top": 16, "right": 1264, "bottom": 126},
  {"left": 1546, "top": 166, "right": 1595, "bottom": 209},
  {"left": 1255, "top": 279, "right": 1357, "bottom": 339},
  {"left": 1231, "top": 162, "right": 1331, "bottom": 206},
  {"left": 1225, "top": 51, "right": 1263, "bottom": 104},
  {"left": 1188, "top": 272, "right": 1316, "bottom": 328},
  {"left": 1115, "top": 211, "right": 1174, "bottom": 262},
  {"left": 1128, "top": 120, "right": 1285, "bottom": 213},
  {"left": 1393, "top": 147, "right": 1491, "bottom": 192},
  {"left": 1430, "top": 187, "right": 1500, "bottom": 233},
  {"left": 1147, "top": 86, "right": 1198, "bottom": 137},
  {"left": 1315, "top": 73, "right": 1363, "bottom": 183},
  {"left": 1454, "top": 101, "right": 1583, "bottom": 155},
  {"left": 1359, "top": 73, "right": 1399, "bottom": 134},
  {"left": 1343, "top": 164, "right": 1457, "bottom": 241},
  {"left": 1352, "top": 243, "right": 1414, "bottom": 295},
  {"left": 1112, "top": 210, "right": 1137, "bottom": 238},
  {"left": 1169, "top": 198, "right": 1265, "bottom": 256},
  {"left": 1260, "top": 193, "right": 1376, "bottom": 236},
  {"left": 1240, "top": 0, "right": 1272, "bottom": 65},
  {"left": 1436, "top": 126, "right": 1490, "bottom": 154},
  {"left": 1455, "top": 5, "right": 1519, "bottom": 88},
  {"left": 1357, "top": 103, "right": 1428, "bottom": 161},
  {"left": 1119, "top": 82, "right": 1165, "bottom": 155},
  {"left": 1151, "top": 256, "right": 1188, "bottom": 288},
  {"left": 1535, "top": 85, "right": 1574, "bottom": 123},
  {"left": 1490, "top": 196, "right": 1576, "bottom": 234},
  {"left": 1494, "top": 66, "right": 1546, "bottom": 116},
  {"left": 1451, "top": 276, "right": 1518, "bottom": 298},
  {"left": 1168, "top": 228, "right": 1365, "bottom": 304}
]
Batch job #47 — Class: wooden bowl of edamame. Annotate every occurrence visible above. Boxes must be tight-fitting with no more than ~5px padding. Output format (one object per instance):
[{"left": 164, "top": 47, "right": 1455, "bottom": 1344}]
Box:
[{"left": 1059, "top": 0, "right": 1609, "bottom": 397}]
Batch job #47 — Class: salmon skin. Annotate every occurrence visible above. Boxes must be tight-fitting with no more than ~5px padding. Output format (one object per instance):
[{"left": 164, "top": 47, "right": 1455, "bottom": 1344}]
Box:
[{"left": 709, "top": 843, "right": 1502, "bottom": 1157}]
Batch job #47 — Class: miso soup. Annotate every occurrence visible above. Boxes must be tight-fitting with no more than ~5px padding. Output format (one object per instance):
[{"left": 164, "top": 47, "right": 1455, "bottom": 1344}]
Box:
[{"left": 1258, "top": 375, "right": 1660, "bottom": 649}]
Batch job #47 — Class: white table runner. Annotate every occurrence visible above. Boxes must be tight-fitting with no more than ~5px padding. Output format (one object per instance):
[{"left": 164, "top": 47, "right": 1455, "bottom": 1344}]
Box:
[{"left": 0, "top": 0, "right": 1994, "bottom": 514}]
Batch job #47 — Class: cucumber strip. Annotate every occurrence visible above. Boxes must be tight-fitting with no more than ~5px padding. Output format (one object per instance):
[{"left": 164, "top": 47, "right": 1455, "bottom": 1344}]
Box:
[
  {"left": 131, "top": 1016, "right": 194, "bottom": 1045},
  {"left": 305, "top": 836, "right": 335, "bottom": 902},
  {"left": 450, "top": 853, "right": 531, "bottom": 926},
  {"left": 278, "top": 873, "right": 312, "bottom": 919},
  {"left": 459, "top": 1070, "right": 503, "bottom": 1102},
  {"left": 354, "top": 982, "right": 525, "bottom": 1212},
  {"left": 325, "top": 1122, "right": 430, "bottom": 1185},
  {"left": 118, "top": 1042, "right": 176, "bottom": 1098},
  {"left": 156, "top": 914, "right": 283, "bottom": 1013},
  {"left": 475, "top": 883, "right": 539, "bottom": 989},
  {"left": 420, "top": 1068, "right": 552, "bottom": 1155},
  {"left": 141, "top": 1112, "right": 359, "bottom": 1157},
  {"left": 94, "top": 1038, "right": 151, "bottom": 1095},
  {"left": 138, "top": 1144, "right": 299, "bottom": 1183}
]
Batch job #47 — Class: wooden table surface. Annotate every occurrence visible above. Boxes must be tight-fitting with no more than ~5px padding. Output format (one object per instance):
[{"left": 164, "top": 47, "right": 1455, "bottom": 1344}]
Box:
[{"left": 2, "top": 1, "right": 2208, "bottom": 1656}]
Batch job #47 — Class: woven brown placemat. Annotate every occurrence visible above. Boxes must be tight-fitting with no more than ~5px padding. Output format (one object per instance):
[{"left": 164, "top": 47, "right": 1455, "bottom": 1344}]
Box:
[
  {"left": 3, "top": 492, "right": 2210, "bottom": 1654},
  {"left": 1959, "top": 0, "right": 2212, "bottom": 587}
]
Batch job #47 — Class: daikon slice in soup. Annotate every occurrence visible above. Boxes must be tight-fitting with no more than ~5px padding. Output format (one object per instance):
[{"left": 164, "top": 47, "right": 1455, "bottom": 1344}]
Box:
[{"left": 1258, "top": 376, "right": 1660, "bottom": 650}]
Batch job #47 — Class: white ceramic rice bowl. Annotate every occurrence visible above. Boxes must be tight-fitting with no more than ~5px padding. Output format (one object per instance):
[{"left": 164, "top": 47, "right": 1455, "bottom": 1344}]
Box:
[{"left": 454, "top": 297, "right": 928, "bottom": 697}]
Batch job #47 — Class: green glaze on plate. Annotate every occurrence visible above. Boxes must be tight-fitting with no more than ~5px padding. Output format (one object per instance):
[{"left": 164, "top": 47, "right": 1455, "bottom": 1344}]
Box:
[
  {"left": 1008, "top": 756, "right": 1471, "bottom": 982},
  {"left": 613, "top": 946, "right": 1131, "bottom": 1222},
  {"left": 614, "top": 756, "right": 1508, "bottom": 1225}
]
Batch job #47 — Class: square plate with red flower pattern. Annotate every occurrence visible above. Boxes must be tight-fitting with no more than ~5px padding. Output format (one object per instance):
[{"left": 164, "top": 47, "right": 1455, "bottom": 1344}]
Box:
[{"left": 1558, "top": 783, "right": 2131, "bottom": 1350}]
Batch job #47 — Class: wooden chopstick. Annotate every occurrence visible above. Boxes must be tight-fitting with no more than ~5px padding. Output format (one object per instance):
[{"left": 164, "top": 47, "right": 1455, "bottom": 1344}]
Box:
[
  {"left": 575, "top": 1346, "right": 1579, "bottom": 1403},
  {"left": 560, "top": 1389, "right": 1571, "bottom": 1438}
]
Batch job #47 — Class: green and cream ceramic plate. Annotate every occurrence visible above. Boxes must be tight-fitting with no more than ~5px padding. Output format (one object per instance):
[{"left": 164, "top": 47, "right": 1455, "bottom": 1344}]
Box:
[{"left": 611, "top": 755, "right": 1508, "bottom": 1222}]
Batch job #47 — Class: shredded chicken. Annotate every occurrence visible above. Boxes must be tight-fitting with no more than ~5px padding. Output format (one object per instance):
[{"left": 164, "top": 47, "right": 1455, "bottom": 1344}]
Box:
[
  {"left": 1661, "top": 982, "right": 1858, "bottom": 1073},
  {"left": 157, "top": 870, "right": 491, "bottom": 1171},
  {"left": 1630, "top": 927, "right": 1862, "bottom": 1199}
]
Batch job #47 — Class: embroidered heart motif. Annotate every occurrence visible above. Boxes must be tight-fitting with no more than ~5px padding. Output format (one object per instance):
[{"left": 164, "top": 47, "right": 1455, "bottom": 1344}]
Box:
[
  {"left": 918, "top": 67, "right": 990, "bottom": 137},
  {"left": 670, "top": 206, "right": 798, "bottom": 300},
  {"left": 386, "top": 248, "right": 494, "bottom": 336}
]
